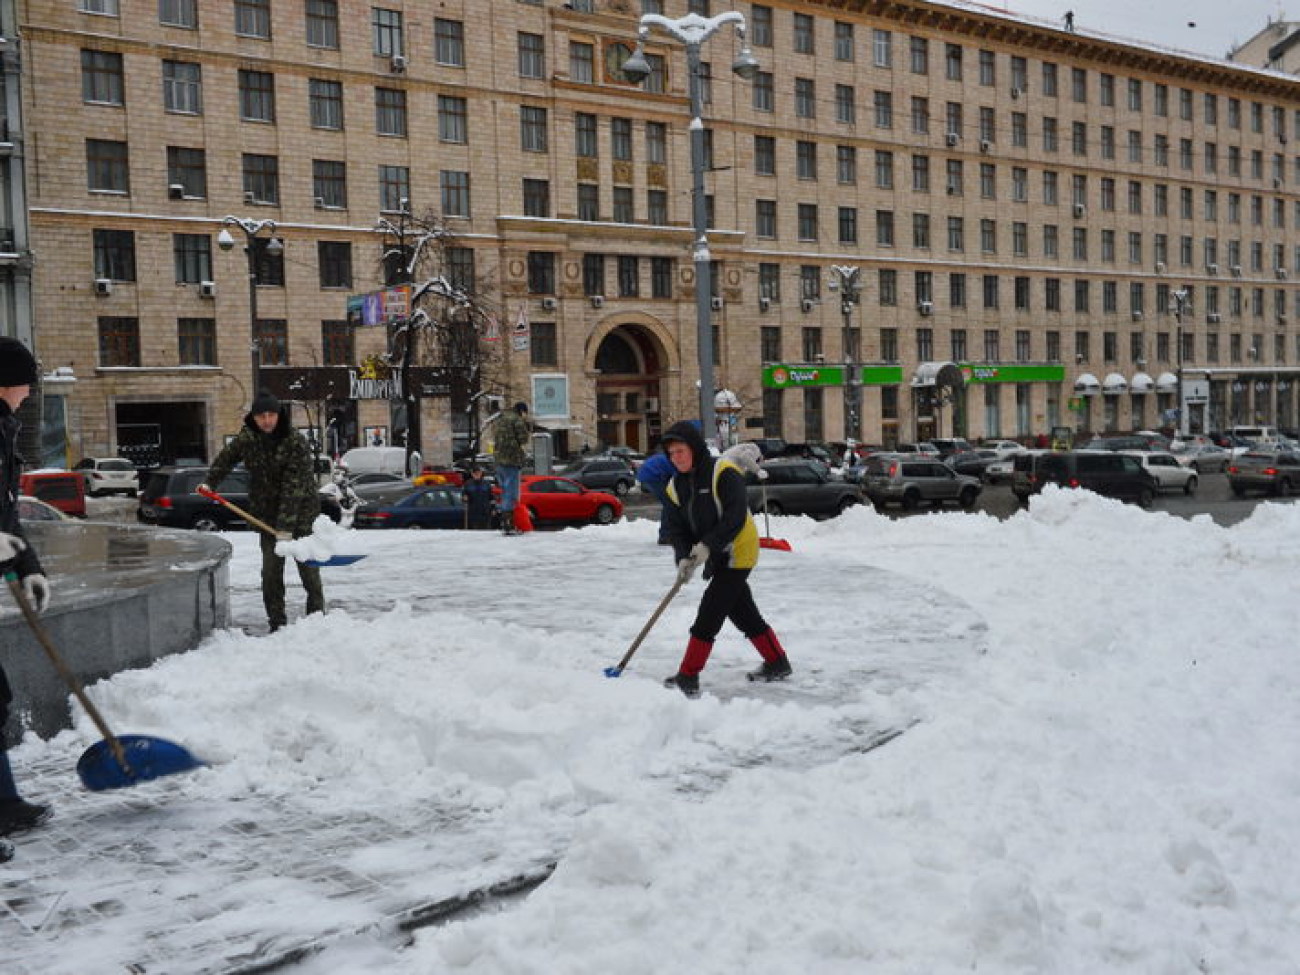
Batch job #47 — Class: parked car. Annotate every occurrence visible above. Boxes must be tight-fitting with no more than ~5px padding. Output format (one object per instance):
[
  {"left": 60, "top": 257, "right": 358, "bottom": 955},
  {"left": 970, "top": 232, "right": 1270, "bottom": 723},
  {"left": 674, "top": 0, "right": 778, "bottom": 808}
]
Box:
[
  {"left": 520, "top": 476, "right": 622, "bottom": 526},
  {"left": 353, "top": 485, "right": 468, "bottom": 529},
  {"left": 982, "top": 456, "right": 1016, "bottom": 485},
  {"left": 928, "top": 437, "right": 974, "bottom": 458},
  {"left": 743, "top": 438, "right": 789, "bottom": 459},
  {"left": 981, "top": 439, "right": 1027, "bottom": 460},
  {"left": 74, "top": 456, "right": 138, "bottom": 497},
  {"left": 1080, "top": 435, "right": 1156, "bottom": 452},
  {"left": 339, "top": 446, "right": 423, "bottom": 478},
  {"left": 557, "top": 457, "right": 636, "bottom": 496},
  {"left": 600, "top": 446, "right": 647, "bottom": 470},
  {"left": 348, "top": 472, "right": 415, "bottom": 499},
  {"left": 18, "top": 471, "right": 87, "bottom": 519},
  {"left": 1175, "top": 443, "right": 1230, "bottom": 474},
  {"left": 137, "top": 466, "right": 252, "bottom": 531},
  {"left": 777, "top": 442, "right": 839, "bottom": 466},
  {"left": 1122, "top": 451, "right": 1198, "bottom": 495},
  {"left": 17, "top": 495, "right": 69, "bottom": 521},
  {"left": 862, "top": 456, "right": 981, "bottom": 510},
  {"left": 744, "top": 459, "right": 862, "bottom": 518},
  {"left": 891, "top": 442, "right": 940, "bottom": 456},
  {"left": 1019, "top": 450, "right": 1158, "bottom": 507},
  {"left": 1227, "top": 447, "right": 1300, "bottom": 497},
  {"left": 945, "top": 449, "right": 1000, "bottom": 480}
]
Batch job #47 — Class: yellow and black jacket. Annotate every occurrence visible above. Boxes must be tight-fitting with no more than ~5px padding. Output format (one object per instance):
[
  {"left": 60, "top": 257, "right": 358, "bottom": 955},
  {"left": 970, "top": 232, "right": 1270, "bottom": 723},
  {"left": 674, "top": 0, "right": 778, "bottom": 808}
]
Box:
[{"left": 661, "top": 420, "right": 759, "bottom": 574}]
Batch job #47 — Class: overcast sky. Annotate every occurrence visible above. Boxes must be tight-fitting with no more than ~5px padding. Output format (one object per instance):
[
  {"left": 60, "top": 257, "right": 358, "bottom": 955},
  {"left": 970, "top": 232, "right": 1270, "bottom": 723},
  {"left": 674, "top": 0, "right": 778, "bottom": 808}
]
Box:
[{"left": 991, "top": 0, "right": 1291, "bottom": 59}]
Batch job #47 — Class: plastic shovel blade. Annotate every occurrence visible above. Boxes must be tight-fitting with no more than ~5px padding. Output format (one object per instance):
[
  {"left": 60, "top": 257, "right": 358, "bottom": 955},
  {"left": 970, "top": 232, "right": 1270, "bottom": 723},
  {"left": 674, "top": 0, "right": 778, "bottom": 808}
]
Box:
[
  {"left": 77, "top": 734, "right": 207, "bottom": 792},
  {"left": 759, "top": 537, "right": 793, "bottom": 552},
  {"left": 305, "top": 553, "right": 368, "bottom": 567},
  {"left": 603, "top": 666, "right": 624, "bottom": 678}
]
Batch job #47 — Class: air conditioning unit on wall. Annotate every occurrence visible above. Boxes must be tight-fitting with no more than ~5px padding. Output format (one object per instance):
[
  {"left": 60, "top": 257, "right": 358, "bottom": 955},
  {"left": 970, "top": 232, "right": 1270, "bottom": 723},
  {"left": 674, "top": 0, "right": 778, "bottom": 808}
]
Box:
[
  {"left": 758, "top": 296, "right": 771, "bottom": 311},
  {"left": 540, "top": 296, "right": 557, "bottom": 310},
  {"left": 94, "top": 278, "right": 113, "bottom": 296},
  {"left": 801, "top": 298, "right": 816, "bottom": 313},
  {"left": 710, "top": 296, "right": 724, "bottom": 311},
  {"left": 590, "top": 295, "right": 604, "bottom": 308},
  {"left": 199, "top": 280, "right": 217, "bottom": 298},
  {"left": 918, "top": 300, "right": 933, "bottom": 316}
]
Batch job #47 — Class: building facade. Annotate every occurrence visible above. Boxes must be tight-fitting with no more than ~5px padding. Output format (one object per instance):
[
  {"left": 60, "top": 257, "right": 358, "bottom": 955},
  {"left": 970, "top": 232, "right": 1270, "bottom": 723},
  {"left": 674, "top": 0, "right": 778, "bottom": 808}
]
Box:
[{"left": 18, "top": 0, "right": 1300, "bottom": 465}]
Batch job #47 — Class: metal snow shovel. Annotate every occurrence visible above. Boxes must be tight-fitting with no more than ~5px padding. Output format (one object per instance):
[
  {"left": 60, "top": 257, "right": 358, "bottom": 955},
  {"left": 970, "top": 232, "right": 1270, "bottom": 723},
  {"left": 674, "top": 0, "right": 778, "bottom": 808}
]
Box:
[
  {"left": 197, "top": 486, "right": 366, "bottom": 567},
  {"left": 603, "top": 575, "right": 686, "bottom": 678},
  {"left": 758, "top": 481, "right": 793, "bottom": 552},
  {"left": 5, "top": 572, "right": 206, "bottom": 792}
]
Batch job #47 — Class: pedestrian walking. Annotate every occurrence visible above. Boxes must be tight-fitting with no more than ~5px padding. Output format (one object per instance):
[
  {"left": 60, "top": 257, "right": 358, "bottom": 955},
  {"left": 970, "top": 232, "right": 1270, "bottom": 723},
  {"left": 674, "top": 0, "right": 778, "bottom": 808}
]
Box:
[
  {"left": 492, "top": 401, "right": 531, "bottom": 535},
  {"left": 461, "top": 465, "right": 495, "bottom": 529},
  {"left": 201, "top": 392, "right": 325, "bottom": 633},
  {"left": 635, "top": 449, "right": 675, "bottom": 544},
  {"left": 0, "top": 337, "right": 54, "bottom": 843},
  {"left": 658, "top": 420, "right": 792, "bottom": 698}
]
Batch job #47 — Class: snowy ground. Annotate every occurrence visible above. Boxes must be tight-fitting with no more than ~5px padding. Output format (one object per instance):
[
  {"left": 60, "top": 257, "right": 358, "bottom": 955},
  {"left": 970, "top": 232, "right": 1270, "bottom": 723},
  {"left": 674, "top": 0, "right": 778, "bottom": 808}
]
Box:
[{"left": 5, "top": 488, "right": 1300, "bottom": 974}]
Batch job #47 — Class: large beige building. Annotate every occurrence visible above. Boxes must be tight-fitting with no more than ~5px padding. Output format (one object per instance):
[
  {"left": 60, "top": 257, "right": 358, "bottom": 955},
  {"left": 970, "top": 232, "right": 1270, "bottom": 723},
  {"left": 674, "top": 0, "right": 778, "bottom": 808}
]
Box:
[{"left": 16, "top": 0, "right": 1300, "bottom": 464}]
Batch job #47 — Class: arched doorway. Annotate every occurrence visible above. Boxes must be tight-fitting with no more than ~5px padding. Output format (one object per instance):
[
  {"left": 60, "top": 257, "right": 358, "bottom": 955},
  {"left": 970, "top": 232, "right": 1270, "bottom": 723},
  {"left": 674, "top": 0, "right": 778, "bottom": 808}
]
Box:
[{"left": 593, "top": 323, "right": 668, "bottom": 452}]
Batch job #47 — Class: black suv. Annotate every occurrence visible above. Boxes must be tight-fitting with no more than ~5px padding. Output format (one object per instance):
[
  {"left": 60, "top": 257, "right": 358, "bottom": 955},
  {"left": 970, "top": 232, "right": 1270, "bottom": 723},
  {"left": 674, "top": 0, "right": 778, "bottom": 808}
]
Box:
[
  {"left": 557, "top": 457, "right": 636, "bottom": 496},
  {"left": 745, "top": 459, "right": 861, "bottom": 518},
  {"left": 1016, "top": 450, "right": 1158, "bottom": 507},
  {"left": 137, "top": 467, "right": 252, "bottom": 531}
]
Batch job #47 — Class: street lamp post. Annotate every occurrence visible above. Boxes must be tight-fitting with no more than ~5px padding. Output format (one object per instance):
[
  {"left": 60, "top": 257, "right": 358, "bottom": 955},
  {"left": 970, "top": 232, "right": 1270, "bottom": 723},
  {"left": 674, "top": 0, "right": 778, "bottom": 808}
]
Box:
[
  {"left": 621, "top": 14, "right": 758, "bottom": 448},
  {"left": 1171, "top": 288, "right": 1189, "bottom": 436},
  {"left": 830, "top": 265, "right": 863, "bottom": 443},
  {"left": 218, "top": 216, "right": 282, "bottom": 401}
]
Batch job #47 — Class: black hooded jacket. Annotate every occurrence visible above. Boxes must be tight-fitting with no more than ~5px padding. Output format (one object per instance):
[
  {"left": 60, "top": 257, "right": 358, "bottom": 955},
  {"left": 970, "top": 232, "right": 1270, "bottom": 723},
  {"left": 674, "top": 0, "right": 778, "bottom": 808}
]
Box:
[
  {"left": 659, "top": 420, "right": 759, "bottom": 572},
  {"left": 0, "top": 399, "right": 42, "bottom": 580}
]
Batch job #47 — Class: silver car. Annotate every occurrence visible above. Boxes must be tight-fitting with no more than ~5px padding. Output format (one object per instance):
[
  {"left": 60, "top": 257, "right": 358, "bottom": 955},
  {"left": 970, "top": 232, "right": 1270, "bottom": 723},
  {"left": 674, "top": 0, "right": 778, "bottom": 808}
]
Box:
[{"left": 863, "top": 456, "right": 982, "bottom": 510}]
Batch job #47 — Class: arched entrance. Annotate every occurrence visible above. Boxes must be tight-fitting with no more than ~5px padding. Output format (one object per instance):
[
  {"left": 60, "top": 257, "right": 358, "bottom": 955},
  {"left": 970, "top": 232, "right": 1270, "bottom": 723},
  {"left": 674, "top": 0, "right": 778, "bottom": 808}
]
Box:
[{"left": 592, "top": 321, "right": 670, "bottom": 452}]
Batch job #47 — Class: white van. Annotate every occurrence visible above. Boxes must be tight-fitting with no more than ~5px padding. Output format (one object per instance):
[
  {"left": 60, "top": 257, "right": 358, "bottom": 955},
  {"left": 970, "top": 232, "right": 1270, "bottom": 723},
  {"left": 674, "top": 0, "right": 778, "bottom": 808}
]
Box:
[
  {"left": 1228, "top": 425, "right": 1282, "bottom": 445},
  {"left": 339, "top": 446, "right": 423, "bottom": 478}
]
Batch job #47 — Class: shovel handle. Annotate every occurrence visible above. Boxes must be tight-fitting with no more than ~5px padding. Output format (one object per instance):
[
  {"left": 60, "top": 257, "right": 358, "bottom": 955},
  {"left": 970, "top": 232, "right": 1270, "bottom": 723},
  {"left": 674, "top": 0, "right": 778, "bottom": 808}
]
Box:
[
  {"left": 5, "top": 573, "right": 132, "bottom": 775},
  {"left": 607, "top": 576, "right": 684, "bottom": 676},
  {"left": 197, "top": 485, "right": 280, "bottom": 538}
]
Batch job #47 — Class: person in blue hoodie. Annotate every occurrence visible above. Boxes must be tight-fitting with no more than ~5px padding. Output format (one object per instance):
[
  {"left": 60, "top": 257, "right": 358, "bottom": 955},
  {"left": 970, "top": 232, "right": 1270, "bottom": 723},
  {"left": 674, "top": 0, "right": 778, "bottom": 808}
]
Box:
[
  {"left": 635, "top": 447, "right": 675, "bottom": 544},
  {"left": 658, "top": 419, "right": 792, "bottom": 698}
]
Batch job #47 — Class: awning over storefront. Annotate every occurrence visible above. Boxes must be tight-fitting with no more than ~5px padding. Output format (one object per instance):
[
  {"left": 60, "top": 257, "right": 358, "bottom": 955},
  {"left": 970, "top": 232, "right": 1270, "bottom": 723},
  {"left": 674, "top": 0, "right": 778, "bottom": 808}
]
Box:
[
  {"left": 911, "top": 361, "right": 964, "bottom": 388},
  {"left": 1102, "top": 372, "right": 1128, "bottom": 395},
  {"left": 1074, "top": 372, "right": 1101, "bottom": 396},
  {"left": 1156, "top": 372, "right": 1178, "bottom": 393},
  {"left": 1129, "top": 372, "right": 1155, "bottom": 394}
]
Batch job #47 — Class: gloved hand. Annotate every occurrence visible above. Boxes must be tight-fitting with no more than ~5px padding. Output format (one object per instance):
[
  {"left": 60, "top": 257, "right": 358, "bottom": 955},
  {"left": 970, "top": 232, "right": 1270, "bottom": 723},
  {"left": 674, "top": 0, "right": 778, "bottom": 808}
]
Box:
[
  {"left": 756, "top": 468, "right": 770, "bottom": 481},
  {"left": 0, "top": 531, "right": 26, "bottom": 563},
  {"left": 22, "top": 573, "right": 50, "bottom": 614},
  {"left": 676, "top": 542, "right": 710, "bottom": 585},
  {"left": 195, "top": 482, "right": 213, "bottom": 495}
]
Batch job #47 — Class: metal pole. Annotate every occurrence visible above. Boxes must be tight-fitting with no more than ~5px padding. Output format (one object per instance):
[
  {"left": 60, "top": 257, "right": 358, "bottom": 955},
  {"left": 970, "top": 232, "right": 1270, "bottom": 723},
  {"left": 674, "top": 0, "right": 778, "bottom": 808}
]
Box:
[
  {"left": 1172, "top": 289, "right": 1188, "bottom": 436},
  {"left": 832, "top": 265, "right": 861, "bottom": 443},
  {"left": 247, "top": 242, "right": 261, "bottom": 396},
  {"left": 685, "top": 41, "right": 716, "bottom": 449}
]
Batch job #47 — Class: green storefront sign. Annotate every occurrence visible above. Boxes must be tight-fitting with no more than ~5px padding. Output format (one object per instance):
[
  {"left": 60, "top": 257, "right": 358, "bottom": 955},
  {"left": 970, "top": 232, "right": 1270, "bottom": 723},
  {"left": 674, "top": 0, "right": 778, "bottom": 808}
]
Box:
[{"left": 762, "top": 363, "right": 1064, "bottom": 388}]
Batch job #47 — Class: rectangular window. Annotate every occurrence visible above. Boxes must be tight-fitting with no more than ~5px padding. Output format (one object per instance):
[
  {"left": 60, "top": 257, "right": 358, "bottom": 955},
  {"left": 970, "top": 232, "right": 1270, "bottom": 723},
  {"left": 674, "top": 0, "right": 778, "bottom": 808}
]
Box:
[
  {"left": 569, "top": 41, "right": 593, "bottom": 82},
  {"left": 912, "top": 154, "right": 930, "bottom": 192},
  {"left": 647, "top": 189, "right": 668, "bottom": 225},
  {"left": 796, "top": 78, "right": 816, "bottom": 118},
  {"left": 518, "top": 32, "right": 545, "bottom": 78},
  {"left": 582, "top": 253, "right": 605, "bottom": 296},
  {"left": 839, "top": 207, "right": 859, "bottom": 245},
  {"left": 530, "top": 323, "right": 557, "bottom": 368},
  {"left": 752, "top": 72, "right": 774, "bottom": 112},
  {"left": 755, "top": 199, "right": 776, "bottom": 238},
  {"left": 178, "top": 318, "right": 216, "bottom": 366},
  {"left": 879, "top": 270, "right": 897, "bottom": 306},
  {"left": 752, "top": 5, "right": 773, "bottom": 47},
  {"left": 318, "top": 241, "right": 352, "bottom": 288},
  {"left": 167, "top": 146, "right": 206, "bottom": 198},
  {"left": 578, "top": 184, "right": 599, "bottom": 221},
  {"left": 162, "top": 60, "right": 201, "bottom": 114},
  {"left": 86, "top": 139, "right": 129, "bottom": 193},
  {"left": 321, "top": 319, "right": 353, "bottom": 366},
  {"left": 754, "top": 135, "right": 775, "bottom": 176},
  {"left": 910, "top": 36, "right": 928, "bottom": 74},
  {"left": 836, "top": 85, "right": 856, "bottom": 124},
  {"left": 98, "top": 317, "right": 140, "bottom": 367},
  {"left": 523, "top": 178, "right": 550, "bottom": 218},
  {"left": 82, "top": 49, "right": 124, "bottom": 104},
  {"left": 521, "top": 106, "right": 548, "bottom": 152},
  {"left": 794, "top": 13, "right": 815, "bottom": 54},
  {"left": 797, "top": 141, "right": 818, "bottom": 180},
  {"left": 239, "top": 69, "right": 275, "bottom": 122},
  {"left": 172, "top": 233, "right": 210, "bottom": 283},
  {"left": 375, "top": 87, "right": 407, "bottom": 136},
  {"left": 799, "top": 204, "right": 819, "bottom": 241},
  {"left": 309, "top": 79, "right": 343, "bottom": 129},
  {"left": 945, "top": 43, "right": 962, "bottom": 81},
  {"left": 440, "top": 171, "right": 470, "bottom": 217},
  {"left": 373, "top": 8, "right": 404, "bottom": 56},
  {"left": 912, "top": 96, "right": 930, "bottom": 135},
  {"left": 834, "top": 21, "right": 854, "bottom": 61},
  {"left": 618, "top": 256, "right": 639, "bottom": 297},
  {"left": 575, "top": 112, "right": 598, "bottom": 157},
  {"left": 254, "top": 319, "right": 288, "bottom": 366},
  {"left": 611, "top": 117, "right": 633, "bottom": 161},
  {"left": 612, "top": 187, "right": 634, "bottom": 223},
  {"left": 306, "top": 0, "right": 339, "bottom": 49},
  {"left": 434, "top": 18, "right": 465, "bottom": 66},
  {"left": 873, "top": 29, "right": 892, "bottom": 67},
  {"left": 159, "top": 0, "right": 195, "bottom": 27},
  {"left": 651, "top": 257, "right": 673, "bottom": 298},
  {"left": 312, "top": 159, "right": 346, "bottom": 208},
  {"left": 438, "top": 96, "right": 468, "bottom": 143},
  {"left": 93, "top": 229, "right": 136, "bottom": 281},
  {"left": 527, "top": 252, "right": 556, "bottom": 294},
  {"left": 839, "top": 145, "right": 858, "bottom": 185},
  {"left": 912, "top": 212, "right": 930, "bottom": 249},
  {"left": 242, "top": 154, "right": 279, "bottom": 204},
  {"left": 378, "top": 165, "right": 409, "bottom": 212},
  {"left": 235, "top": 0, "right": 270, "bottom": 39}
]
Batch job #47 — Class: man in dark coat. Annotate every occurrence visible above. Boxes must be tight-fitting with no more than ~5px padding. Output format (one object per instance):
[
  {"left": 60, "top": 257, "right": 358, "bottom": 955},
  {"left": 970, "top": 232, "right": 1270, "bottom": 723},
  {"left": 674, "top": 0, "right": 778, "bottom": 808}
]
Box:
[
  {"left": 201, "top": 392, "right": 324, "bottom": 632},
  {"left": 0, "top": 336, "right": 54, "bottom": 845},
  {"left": 659, "top": 419, "right": 792, "bottom": 698}
]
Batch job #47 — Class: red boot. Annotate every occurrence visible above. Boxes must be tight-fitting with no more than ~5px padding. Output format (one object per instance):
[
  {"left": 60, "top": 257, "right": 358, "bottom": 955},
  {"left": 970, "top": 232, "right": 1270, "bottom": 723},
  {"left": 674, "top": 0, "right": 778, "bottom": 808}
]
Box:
[
  {"left": 664, "top": 635, "right": 713, "bottom": 697},
  {"left": 747, "top": 628, "right": 792, "bottom": 682}
]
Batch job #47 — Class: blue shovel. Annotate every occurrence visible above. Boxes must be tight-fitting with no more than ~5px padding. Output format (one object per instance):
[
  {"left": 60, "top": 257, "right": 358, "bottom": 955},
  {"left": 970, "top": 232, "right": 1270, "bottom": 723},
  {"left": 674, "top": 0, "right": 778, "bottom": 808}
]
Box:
[
  {"left": 6, "top": 572, "right": 206, "bottom": 791},
  {"left": 604, "top": 576, "right": 685, "bottom": 678},
  {"left": 198, "top": 486, "right": 366, "bottom": 567}
]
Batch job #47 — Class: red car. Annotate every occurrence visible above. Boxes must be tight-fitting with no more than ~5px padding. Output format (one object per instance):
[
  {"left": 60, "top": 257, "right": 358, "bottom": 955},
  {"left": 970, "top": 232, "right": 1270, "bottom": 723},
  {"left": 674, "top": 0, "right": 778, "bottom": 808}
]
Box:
[{"left": 520, "top": 475, "right": 622, "bottom": 526}]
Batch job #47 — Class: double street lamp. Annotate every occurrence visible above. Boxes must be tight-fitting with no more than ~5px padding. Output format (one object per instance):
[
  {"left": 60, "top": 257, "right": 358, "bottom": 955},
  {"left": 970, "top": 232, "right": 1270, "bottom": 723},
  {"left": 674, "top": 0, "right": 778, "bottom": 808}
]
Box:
[
  {"left": 621, "top": 13, "right": 759, "bottom": 447},
  {"left": 1171, "top": 287, "right": 1190, "bottom": 436},
  {"left": 830, "top": 265, "right": 863, "bottom": 442},
  {"left": 218, "top": 216, "right": 283, "bottom": 401}
]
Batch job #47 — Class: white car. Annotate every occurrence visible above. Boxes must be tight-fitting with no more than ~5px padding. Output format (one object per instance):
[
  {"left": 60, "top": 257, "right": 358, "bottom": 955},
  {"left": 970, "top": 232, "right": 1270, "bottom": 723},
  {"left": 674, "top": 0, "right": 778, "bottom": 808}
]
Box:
[
  {"left": 73, "top": 457, "right": 138, "bottom": 497},
  {"left": 982, "top": 439, "right": 1027, "bottom": 460},
  {"left": 1123, "top": 450, "right": 1198, "bottom": 495}
]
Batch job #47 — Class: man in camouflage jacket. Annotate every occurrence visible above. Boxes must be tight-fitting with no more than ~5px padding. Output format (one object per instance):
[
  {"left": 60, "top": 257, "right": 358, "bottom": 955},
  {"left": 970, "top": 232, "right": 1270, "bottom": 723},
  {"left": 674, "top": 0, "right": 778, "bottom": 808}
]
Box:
[{"left": 203, "top": 392, "right": 324, "bottom": 632}]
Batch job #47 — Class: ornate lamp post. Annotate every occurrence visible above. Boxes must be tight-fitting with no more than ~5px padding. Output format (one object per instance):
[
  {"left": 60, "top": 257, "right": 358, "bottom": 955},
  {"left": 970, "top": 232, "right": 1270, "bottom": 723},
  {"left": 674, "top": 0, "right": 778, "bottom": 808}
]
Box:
[
  {"left": 218, "top": 216, "right": 282, "bottom": 400},
  {"left": 1171, "top": 288, "right": 1189, "bottom": 436},
  {"left": 621, "top": 13, "right": 759, "bottom": 447},
  {"left": 830, "top": 265, "right": 863, "bottom": 442}
]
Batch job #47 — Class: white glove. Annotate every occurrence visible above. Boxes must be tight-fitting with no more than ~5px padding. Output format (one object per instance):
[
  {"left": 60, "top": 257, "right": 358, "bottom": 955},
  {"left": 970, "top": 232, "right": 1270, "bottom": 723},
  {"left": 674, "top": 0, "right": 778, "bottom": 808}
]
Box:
[
  {"left": 676, "top": 542, "right": 710, "bottom": 585},
  {"left": 0, "top": 531, "right": 26, "bottom": 563},
  {"left": 195, "top": 482, "right": 212, "bottom": 495},
  {"left": 756, "top": 468, "right": 770, "bottom": 481},
  {"left": 22, "top": 573, "right": 50, "bottom": 614}
]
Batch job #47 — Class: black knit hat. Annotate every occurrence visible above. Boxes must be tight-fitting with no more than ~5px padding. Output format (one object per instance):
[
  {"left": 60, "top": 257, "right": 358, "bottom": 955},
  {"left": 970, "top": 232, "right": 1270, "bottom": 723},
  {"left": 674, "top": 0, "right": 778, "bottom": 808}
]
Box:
[
  {"left": 514, "top": 401, "right": 529, "bottom": 414},
  {"left": 250, "top": 390, "right": 281, "bottom": 415},
  {"left": 0, "top": 337, "right": 39, "bottom": 387}
]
